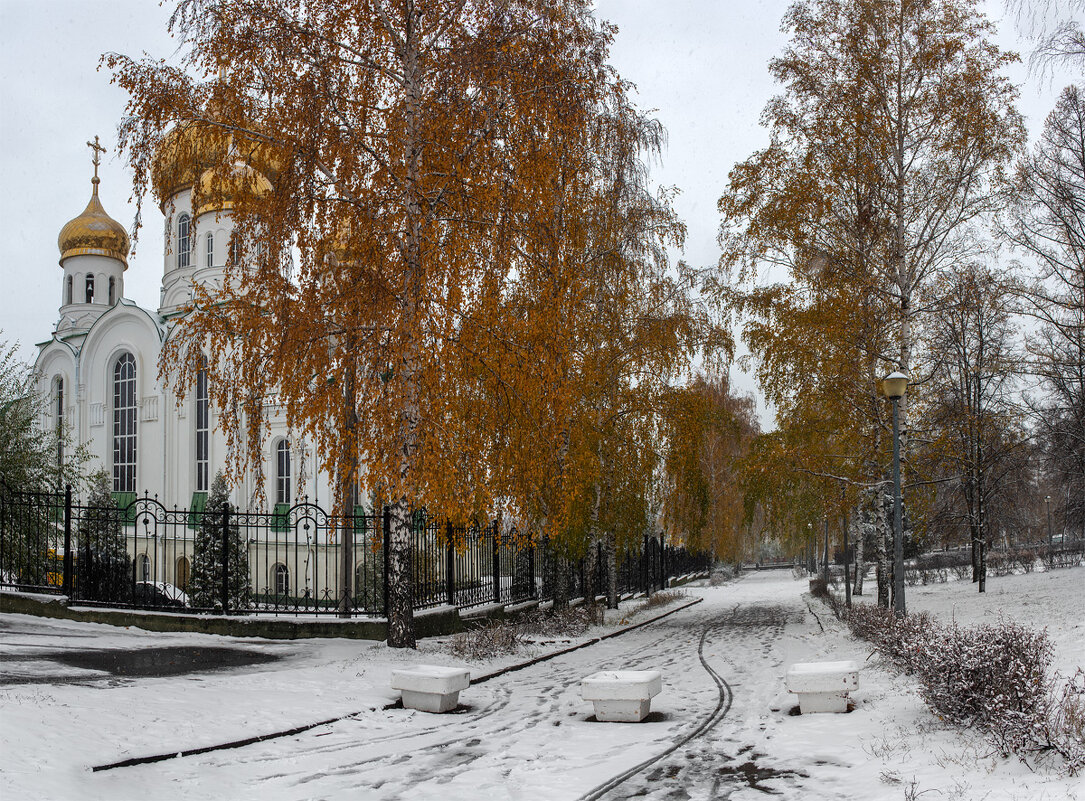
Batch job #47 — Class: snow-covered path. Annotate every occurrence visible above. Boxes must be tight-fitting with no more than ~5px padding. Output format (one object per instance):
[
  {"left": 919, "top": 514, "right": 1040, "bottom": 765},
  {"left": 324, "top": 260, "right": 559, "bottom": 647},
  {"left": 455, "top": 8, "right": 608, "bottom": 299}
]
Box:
[{"left": 3, "top": 568, "right": 1081, "bottom": 800}]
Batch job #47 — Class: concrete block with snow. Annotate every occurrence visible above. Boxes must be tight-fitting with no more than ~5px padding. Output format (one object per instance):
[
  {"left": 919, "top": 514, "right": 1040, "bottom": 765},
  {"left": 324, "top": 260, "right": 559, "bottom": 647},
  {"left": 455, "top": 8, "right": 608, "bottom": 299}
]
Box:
[
  {"left": 391, "top": 665, "right": 471, "bottom": 713},
  {"left": 581, "top": 669, "right": 662, "bottom": 722},
  {"left": 785, "top": 660, "right": 859, "bottom": 714}
]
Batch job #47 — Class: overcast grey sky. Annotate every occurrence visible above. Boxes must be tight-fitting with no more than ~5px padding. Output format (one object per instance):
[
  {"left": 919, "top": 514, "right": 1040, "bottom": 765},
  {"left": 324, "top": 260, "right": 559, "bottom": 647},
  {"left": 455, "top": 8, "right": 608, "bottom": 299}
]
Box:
[{"left": 0, "top": 0, "right": 1077, "bottom": 424}]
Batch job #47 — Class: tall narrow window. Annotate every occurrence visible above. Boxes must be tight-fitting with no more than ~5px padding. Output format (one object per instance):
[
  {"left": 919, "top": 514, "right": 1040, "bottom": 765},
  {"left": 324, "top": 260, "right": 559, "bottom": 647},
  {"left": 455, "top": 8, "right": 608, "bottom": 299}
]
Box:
[
  {"left": 206, "top": 232, "right": 214, "bottom": 268},
  {"left": 177, "top": 214, "right": 191, "bottom": 269},
  {"left": 195, "top": 358, "right": 209, "bottom": 492},
  {"left": 85, "top": 274, "right": 95, "bottom": 304},
  {"left": 54, "top": 377, "right": 64, "bottom": 467},
  {"left": 276, "top": 440, "right": 291, "bottom": 505},
  {"left": 273, "top": 564, "right": 289, "bottom": 596},
  {"left": 65, "top": 276, "right": 73, "bottom": 305},
  {"left": 112, "top": 353, "right": 137, "bottom": 493},
  {"left": 108, "top": 277, "right": 116, "bottom": 305}
]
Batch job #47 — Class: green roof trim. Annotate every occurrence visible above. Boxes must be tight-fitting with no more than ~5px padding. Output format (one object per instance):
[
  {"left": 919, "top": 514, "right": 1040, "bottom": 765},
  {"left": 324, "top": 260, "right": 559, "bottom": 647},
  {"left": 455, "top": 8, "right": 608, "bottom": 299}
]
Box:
[
  {"left": 188, "top": 491, "right": 208, "bottom": 529},
  {"left": 111, "top": 491, "right": 136, "bottom": 524},
  {"left": 271, "top": 502, "right": 290, "bottom": 532}
]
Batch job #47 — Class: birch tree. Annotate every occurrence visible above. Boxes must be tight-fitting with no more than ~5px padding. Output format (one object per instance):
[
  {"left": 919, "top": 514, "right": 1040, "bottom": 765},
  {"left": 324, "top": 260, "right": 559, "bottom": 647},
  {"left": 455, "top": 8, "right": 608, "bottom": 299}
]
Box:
[
  {"left": 108, "top": 0, "right": 619, "bottom": 646},
  {"left": 1005, "top": 84, "right": 1085, "bottom": 540},
  {"left": 717, "top": 0, "right": 1023, "bottom": 602},
  {"left": 924, "top": 264, "right": 1026, "bottom": 591}
]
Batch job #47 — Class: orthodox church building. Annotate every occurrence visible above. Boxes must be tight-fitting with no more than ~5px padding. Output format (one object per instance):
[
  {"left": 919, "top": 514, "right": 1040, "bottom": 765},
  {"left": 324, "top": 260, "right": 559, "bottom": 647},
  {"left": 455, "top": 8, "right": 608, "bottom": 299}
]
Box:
[{"left": 33, "top": 138, "right": 334, "bottom": 516}]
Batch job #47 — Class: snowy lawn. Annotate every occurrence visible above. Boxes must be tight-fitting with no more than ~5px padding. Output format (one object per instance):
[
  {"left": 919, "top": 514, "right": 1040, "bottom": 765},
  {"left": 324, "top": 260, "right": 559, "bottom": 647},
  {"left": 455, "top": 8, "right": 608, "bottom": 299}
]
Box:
[
  {"left": 891, "top": 566, "right": 1085, "bottom": 678},
  {"left": 1, "top": 567, "right": 1081, "bottom": 800}
]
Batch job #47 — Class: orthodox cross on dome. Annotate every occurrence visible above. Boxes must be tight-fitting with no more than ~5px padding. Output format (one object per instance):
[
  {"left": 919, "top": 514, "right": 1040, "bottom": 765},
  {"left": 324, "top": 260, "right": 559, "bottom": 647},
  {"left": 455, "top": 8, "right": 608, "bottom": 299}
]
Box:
[{"left": 86, "top": 135, "right": 105, "bottom": 192}]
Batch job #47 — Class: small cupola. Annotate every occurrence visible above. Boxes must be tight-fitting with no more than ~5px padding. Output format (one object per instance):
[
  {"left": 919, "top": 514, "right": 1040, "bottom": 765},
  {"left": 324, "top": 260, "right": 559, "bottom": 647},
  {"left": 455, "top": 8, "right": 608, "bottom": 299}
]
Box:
[
  {"left": 58, "top": 138, "right": 130, "bottom": 267},
  {"left": 54, "top": 137, "right": 129, "bottom": 338}
]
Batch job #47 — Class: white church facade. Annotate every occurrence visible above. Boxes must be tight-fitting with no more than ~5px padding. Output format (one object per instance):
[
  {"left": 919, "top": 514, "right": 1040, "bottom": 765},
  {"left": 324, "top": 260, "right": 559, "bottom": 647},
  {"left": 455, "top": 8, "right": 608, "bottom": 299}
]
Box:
[{"left": 34, "top": 139, "right": 336, "bottom": 521}]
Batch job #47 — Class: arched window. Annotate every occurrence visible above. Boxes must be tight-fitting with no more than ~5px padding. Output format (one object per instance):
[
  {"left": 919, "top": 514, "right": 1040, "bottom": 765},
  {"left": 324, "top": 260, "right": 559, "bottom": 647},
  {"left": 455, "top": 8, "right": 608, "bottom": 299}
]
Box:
[
  {"left": 65, "top": 275, "right": 73, "bottom": 305},
  {"left": 108, "top": 276, "right": 116, "bottom": 305},
  {"left": 177, "top": 213, "right": 191, "bottom": 269},
  {"left": 206, "top": 232, "right": 214, "bottom": 268},
  {"left": 85, "top": 274, "right": 95, "bottom": 304},
  {"left": 176, "top": 557, "right": 190, "bottom": 591},
  {"left": 112, "top": 353, "right": 137, "bottom": 492},
  {"left": 138, "top": 554, "right": 151, "bottom": 582},
  {"left": 53, "top": 377, "right": 64, "bottom": 467},
  {"left": 276, "top": 440, "right": 291, "bottom": 505},
  {"left": 273, "top": 563, "right": 290, "bottom": 596},
  {"left": 195, "top": 357, "right": 209, "bottom": 492},
  {"left": 228, "top": 238, "right": 237, "bottom": 267}
]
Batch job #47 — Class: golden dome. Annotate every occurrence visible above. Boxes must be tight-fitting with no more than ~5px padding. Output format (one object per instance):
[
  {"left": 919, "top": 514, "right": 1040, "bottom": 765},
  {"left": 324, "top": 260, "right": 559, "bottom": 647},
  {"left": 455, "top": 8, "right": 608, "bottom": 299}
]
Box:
[
  {"left": 57, "top": 179, "right": 130, "bottom": 267},
  {"left": 152, "top": 121, "right": 284, "bottom": 208},
  {"left": 329, "top": 219, "right": 354, "bottom": 264},
  {"left": 193, "top": 163, "right": 273, "bottom": 217},
  {"left": 151, "top": 123, "right": 231, "bottom": 207}
]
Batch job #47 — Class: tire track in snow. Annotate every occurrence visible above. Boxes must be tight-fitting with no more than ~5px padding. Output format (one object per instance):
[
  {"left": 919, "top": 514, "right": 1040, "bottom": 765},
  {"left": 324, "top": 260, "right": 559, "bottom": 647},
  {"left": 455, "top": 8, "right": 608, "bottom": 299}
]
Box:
[
  {"left": 250, "top": 605, "right": 717, "bottom": 796},
  {"left": 258, "top": 623, "right": 698, "bottom": 791},
  {"left": 90, "top": 598, "right": 701, "bottom": 776},
  {"left": 577, "top": 616, "right": 734, "bottom": 801},
  {"left": 594, "top": 602, "right": 806, "bottom": 800}
]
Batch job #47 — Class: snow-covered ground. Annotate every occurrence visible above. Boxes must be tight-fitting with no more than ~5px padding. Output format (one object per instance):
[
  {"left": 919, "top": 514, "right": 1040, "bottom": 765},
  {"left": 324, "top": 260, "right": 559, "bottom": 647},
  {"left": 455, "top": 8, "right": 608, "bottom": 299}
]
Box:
[{"left": 1, "top": 566, "right": 1081, "bottom": 800}]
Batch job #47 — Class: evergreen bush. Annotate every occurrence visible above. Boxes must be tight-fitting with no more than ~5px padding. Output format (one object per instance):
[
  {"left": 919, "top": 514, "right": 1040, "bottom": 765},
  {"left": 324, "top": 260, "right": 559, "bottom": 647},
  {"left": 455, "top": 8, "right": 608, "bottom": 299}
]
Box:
[
  {"left": 189, "top": 472, "right": 250, "bottom": 612},
  {"left": 75, "top": 473, "right": 131, "bottom": 603}
]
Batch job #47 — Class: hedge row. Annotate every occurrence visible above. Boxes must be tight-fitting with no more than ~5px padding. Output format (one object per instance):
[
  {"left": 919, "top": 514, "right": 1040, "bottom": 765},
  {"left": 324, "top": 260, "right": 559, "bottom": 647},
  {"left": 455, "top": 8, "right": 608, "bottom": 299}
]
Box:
[{"left": 843, "top": 603, "right": 1085, "bottom": 775}]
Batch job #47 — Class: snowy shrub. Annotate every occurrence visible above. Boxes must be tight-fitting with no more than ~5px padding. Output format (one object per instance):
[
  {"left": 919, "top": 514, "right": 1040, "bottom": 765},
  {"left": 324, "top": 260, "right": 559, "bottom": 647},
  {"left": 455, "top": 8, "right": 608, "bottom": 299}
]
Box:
[
  {"left": 447, "top": 620, "right": 525, "bottom": 661},
  {"left": 842, "top": 602, "right": 895, "bottom": 645},
  {"left": 710, "top": 564, "right": 737, "bottom": 585},
  {"left": 916, "top": 620, "right": 1050, "bottom": 731},
  {"left": 987, "top": 551, "right": 1012, "bottom": 577},
  {"left": 911, "top": 550, "right": 970, "bottom": 583},
  {"left": 643, "top": 589, "right": 687, "bottom": 610},
  {"left": 842, "top": 603, "right": 935, "bottom": 673},
  {"left": 844, "top": 603, "right": 1085, "bottom": 774},
  {"left": 1049, "top": 670, "right": 1085, "bottom": 774},
  {"left": 1043, "top": 543, "right": 1084, "bottom": 571},
  {"left": 519, "top": 603, "right": 601, "bottom": 637}
]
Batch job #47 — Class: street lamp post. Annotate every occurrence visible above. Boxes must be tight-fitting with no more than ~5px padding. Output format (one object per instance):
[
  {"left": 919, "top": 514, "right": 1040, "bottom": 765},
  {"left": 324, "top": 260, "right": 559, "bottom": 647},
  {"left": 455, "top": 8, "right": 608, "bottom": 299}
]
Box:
[
  {"left": 1046, "top": 495, "right": 1053, "bottom": 547},
  {"left": 807, "top": 522, "right": 814, "bottom": 574},
  {"left": 883, "top": 371, "right": 909, "bottom": 616},
  {"left": 823, "top": 517, "right": 830, "bottom": 582}
]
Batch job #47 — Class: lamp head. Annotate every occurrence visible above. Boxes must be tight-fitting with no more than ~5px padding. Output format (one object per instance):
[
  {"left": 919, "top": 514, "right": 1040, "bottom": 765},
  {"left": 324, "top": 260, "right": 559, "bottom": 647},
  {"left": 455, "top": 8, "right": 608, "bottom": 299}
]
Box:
[{"left": 882, "top": 371, "right": 909, "bottom": 400}]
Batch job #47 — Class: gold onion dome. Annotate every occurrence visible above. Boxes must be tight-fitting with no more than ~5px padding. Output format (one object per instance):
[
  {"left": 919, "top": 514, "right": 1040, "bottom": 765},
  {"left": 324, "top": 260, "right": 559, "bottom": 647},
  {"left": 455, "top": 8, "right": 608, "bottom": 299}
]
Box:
[
  {"left": 152, "top": 121, "right": 283, "bottom": 208},
  {"left": 58, "top": 178, "right": 130, "bottom": 267},
  {"left": 151, "top": 123, "right": 231, "bottom": 206},
  {"left": 329, "top": 219, "right": 354, "bottom": 265},
  {"left": 193, "top": 163, "right": 272, "bottom": 217}
]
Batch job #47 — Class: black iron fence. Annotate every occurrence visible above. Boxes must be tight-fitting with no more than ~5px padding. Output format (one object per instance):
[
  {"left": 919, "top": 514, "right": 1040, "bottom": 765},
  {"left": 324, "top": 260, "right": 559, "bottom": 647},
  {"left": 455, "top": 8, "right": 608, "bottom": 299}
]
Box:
[{"left": 0, "top": 486, "right": 712, "bottom": 617}]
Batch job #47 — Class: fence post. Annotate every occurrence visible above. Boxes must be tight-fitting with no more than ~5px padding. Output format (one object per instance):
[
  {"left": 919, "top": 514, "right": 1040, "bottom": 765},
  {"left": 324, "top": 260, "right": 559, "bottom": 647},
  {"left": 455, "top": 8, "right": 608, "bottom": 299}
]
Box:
[
  {"left": 84, "top": 518, "right": 92, "bottom": 600},
  {"left": 382, "top": 506, "right": 391, "bottom": 618},
  {"left": 62, "top": 485, "right": 73, "bottom": 596},
  {"left": 492, "top": 523, "right": 500, "bottom": 605},
  {"left": 660, "top": 531, "right": 667, "bottom": 590},
  {"left": 529, "top": 542, "right": 536, "bottom": 599},
  {"left": 221, "top": 504, "right": 230, "bottom": 615},
  {"left": 445, "top": 522, "right": 455, "bottom": 607},
  {"left": 643, "top": 533, "right": 650, "bottom": 597}
]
